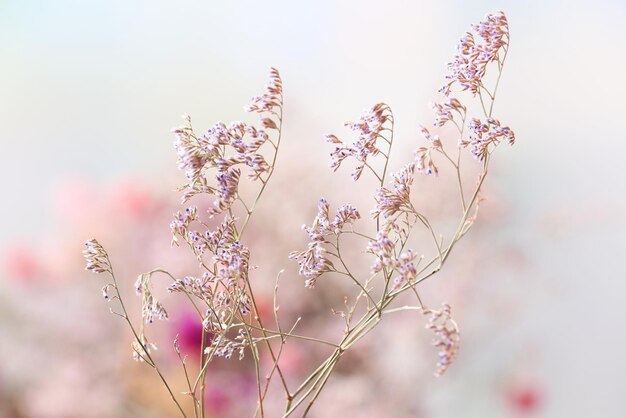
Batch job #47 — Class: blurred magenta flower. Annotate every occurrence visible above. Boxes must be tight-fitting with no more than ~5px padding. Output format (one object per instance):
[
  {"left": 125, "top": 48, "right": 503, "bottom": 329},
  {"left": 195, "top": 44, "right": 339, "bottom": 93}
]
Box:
[{"left": 173, "top": 311, "right": 212, "bottom": 356}]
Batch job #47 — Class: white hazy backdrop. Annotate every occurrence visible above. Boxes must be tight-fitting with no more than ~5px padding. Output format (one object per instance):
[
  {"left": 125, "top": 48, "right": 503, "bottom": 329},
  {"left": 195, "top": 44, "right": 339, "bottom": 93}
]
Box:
[{"left": 1, "top": 1, "right": 625, "bottom": 417}]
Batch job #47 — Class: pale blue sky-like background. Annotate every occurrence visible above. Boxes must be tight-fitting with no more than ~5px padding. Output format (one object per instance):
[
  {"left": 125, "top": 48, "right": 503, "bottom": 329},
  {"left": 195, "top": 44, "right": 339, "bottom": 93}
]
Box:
[{"left": 1, "top": 1, "right": 625, "bottom": 417}]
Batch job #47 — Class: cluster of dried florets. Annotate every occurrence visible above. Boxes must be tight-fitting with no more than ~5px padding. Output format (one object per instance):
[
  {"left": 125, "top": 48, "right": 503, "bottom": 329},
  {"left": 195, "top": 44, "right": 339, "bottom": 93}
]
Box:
[
  {"left": 135, "top": 273, "right": 169, "bottom": 324},
  {"left": 169, "top": 206, "right": 198, "bottom": 246},
  {"left": 245, "top": 67, "right": 283, "bottom": 115},
  {"left": 289, "top": 198, "right": 361, "bottom": 288},
  {"left": 430, "top": 97, "right": 466, "bottom": 128},
  {"left": 441, "top": 11, "right": 509, "bottom": 96},
  {"left": 172, "top": 68, "right": 282, "bottom": 214},
  {"left": 83, "top": 239, "right": 111, "bottom": 274},
  {"left": 168, "top": 199, "right": 251, "bottom": 326},
  {"left": 372, "top": 163, "right": 416, "bottom": 219},
  {"left": 423, "top": 304, "right": 460, "bottom": 377},
  {"left": 461, "top": 117, "right": 515, "bottom": 160},
  {"left": 173, "top": 117, "right": 266, "bottom": 211},
  {"left": 415, "top": 126, "right": 443, "bottom": 175},
  {"left": 326, "top": 103, "right": 393, "bottom": 180},
  {"left": 366, "top": 231, "right": 419, "bottom": 291},
  {"left": 132, "top": 334, "right": 158, "bottom": 363},
  {"left": 207, "top": 329, "right": 249, "bottom": 360}
]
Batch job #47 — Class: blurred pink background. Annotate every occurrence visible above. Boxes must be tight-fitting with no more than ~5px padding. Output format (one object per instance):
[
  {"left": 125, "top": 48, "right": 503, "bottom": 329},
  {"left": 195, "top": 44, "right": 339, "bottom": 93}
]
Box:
[{"left": 1, "top": 1, "right": 625, "bottom": 417}]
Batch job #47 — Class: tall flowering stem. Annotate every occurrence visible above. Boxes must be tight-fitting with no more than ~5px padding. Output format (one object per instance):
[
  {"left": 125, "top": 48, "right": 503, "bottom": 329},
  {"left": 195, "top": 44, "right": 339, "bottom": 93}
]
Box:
[
  {"left": 83, "top": 240, "right": 188, "bottom": 417},
  {"left": 86, "top": 68, "right": 291, "bottom": 418},
  {"left": 286, "top": 11, "right": 516, "bottom": 416}
]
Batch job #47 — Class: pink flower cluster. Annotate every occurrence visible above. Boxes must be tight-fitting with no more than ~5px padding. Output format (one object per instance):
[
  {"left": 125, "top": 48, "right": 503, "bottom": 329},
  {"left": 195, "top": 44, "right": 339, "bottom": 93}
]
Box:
[
  {"left": 440, "top": 11, "right": 509, "bottom": 96},
  {"left": 326, "top": 103, "right": 391, "bottom": 180},
  {"left": 461, "top": 117, "right": 515, "bottom": 160}
]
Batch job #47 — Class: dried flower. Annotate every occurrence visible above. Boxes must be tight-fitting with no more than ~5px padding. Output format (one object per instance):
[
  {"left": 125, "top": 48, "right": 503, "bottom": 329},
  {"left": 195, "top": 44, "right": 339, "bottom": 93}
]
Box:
[
  {"left": 171, "top": 68, "right": 282, "bottom": 217},
  {"left": 290, "top": 198, "right": 360, "bottom": 287},
  {"left": 423, "top": 303, "right": 460, "bottom": 376},
  {"left": 213, "top": 240, "right": 251, "bottom": 285},
  {"left": 132, "top": 334, "right": 158, "bottom": 362},
  {"left": 170, "top": 206, "right": 198, "bottom": 246},
  {"left": 208, "top": 168, "right": 241, "bottom": 216},
  {"left": 366, "top": 231, "right": 418, "bottom": 288},
  {"left": 372, "top": 163, "right": 415, "bottom": 219},
  {"left": 83, "top": 239, "right": 111, "bottom": 274},
  {"left": 390, "top": 249, "right": 419, "bottom": 290},
  {"left": 418, "top": 125, "right": 443, "bottom": 149},
  {"left": 327, "top": 103, "right": 392, "bottom": 180},
  {"left": 332, "top": 204, "right": 361, "bottom": 233},
  {"left": 414, "top": 147, "right": 438, "bottom": 176},
  {"left": 430, "top": 97, "right": 466, "bottom": 127},
  {"left": 245, "top": 67, "right": 283, "bottom": 115},
  {"left": 135, "top": 273, "right": 169, "bottom": 324},
  {"left": 461, "top": 117, "right": 515, "bottom": 160},
  {"left": 441, "top": 11, "right": 509, "bottom": 96},
  {"left": 207, "top": 329, "right": 248, "bottom": 360},
  {"left": 172, "top": 116, "right": 272, "bottom": 211}
]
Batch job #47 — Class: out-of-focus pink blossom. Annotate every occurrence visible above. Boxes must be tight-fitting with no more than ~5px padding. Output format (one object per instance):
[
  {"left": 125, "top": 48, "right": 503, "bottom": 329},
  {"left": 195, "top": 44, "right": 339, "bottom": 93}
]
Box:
[
  {"left": 52, "top": 180, "right": 99, "bottom": 226},
  {"left": 505, "top": 376, "right": 543, "bottom": 414},
  {"left": 2, "top": 244, "right": 42, "bottom": 282},
  {"left": 172, "top": 311, "right": 212, "bottom": 356},
  {"left": 111, "top": 181, "right": 158, "bottom": 219},
  {"left": 205, "top": 386, "right": 230, "bottom": 415}
]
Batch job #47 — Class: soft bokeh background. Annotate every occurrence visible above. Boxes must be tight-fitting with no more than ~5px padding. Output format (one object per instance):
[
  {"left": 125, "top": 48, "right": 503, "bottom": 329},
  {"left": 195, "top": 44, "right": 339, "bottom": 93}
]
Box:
[{"left": 1, "top": 1, "right": 625, "bottom": 417}]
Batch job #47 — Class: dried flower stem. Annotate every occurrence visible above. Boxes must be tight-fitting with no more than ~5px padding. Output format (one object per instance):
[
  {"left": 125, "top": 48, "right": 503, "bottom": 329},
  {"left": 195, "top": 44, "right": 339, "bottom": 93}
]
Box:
[
  {"left": 85, "top": 247, "right": 189, "bottom": 417},
  {"left": 239, "top": 92, "right": 284, "bottom": 237}
]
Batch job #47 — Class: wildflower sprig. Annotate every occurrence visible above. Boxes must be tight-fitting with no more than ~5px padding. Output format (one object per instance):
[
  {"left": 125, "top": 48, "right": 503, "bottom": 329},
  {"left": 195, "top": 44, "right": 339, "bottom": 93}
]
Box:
[
  {"left": 84, "top": 11, "right": 517, "bottom": 418},
  {"left": 287, "top": 10, "right": 516, "bottom": 408}
]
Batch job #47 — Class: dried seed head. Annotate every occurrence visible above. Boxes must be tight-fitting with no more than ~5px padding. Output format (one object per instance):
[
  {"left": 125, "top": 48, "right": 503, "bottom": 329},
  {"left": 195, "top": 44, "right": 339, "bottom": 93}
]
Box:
[
  {"left": 415, "top": 147, "right": 438, "bottom": 176},
  {"left": 135, "top": 273, "right": 169, "bottom": 324},
  {"left": 461, "top": 117, "right": 515, "bottom": 160},
  {"left": 430, "top": 97, "right": 466, "bottom": 127},
  {"left": 290, "top": 198, "right": 360, "bottom": 287},
  {"left": 440, "top": 11, "right": 510, "bottom": 96},
  {"left": 83, "top": 239, "right": 111, "bottom": 274},
  {"left": 423, "top": 303, "right": 460, "bottom": 376},
  {"left": 372, "top": 163, "right": 416, "bottom": 219},
  {"left": 245, "top": 67, "right": 283, "bottom": 114},
  {"left": 327, "top": 103, "right": 392, "bottom": 181}
]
